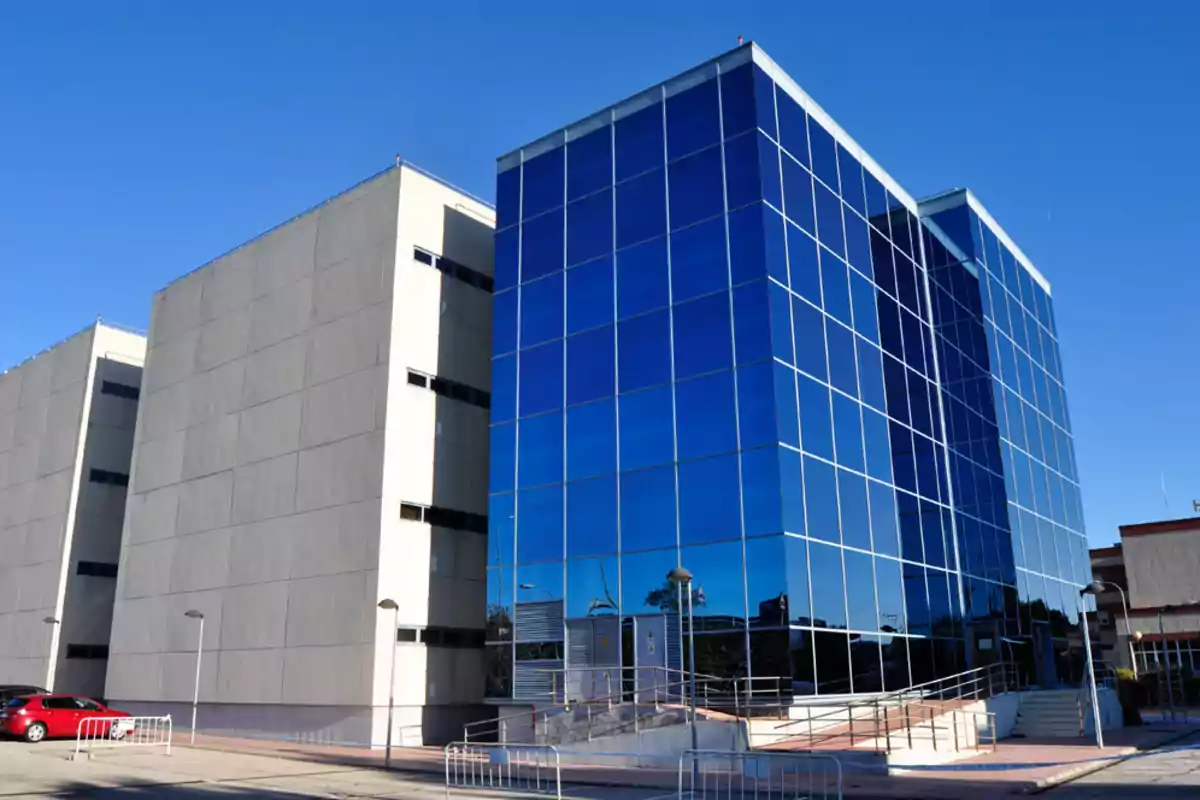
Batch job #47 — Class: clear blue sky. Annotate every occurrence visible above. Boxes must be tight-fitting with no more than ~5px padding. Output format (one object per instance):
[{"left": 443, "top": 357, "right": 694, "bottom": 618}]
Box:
[{"left": 2, "top": 3, "right": 1195, "bottom": 547}]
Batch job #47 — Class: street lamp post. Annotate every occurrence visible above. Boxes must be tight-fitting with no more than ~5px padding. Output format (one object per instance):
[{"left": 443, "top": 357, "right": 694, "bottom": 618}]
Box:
[
  {"left": 183, "top": 610, "right": 204, "bottom": 745},
  {"left": 42, "top": 617, "right": 60, "bottom": 692},
  {"left": 1077, "top": 586, "right": 1105, "bottom": 748},
  {"left": 1088, "top": 580, "right": 1137, "bottom": 679},
  {"left": 667, "top": 567, "right": 698, "bottom": 761},
  {"left": 1157, "top": 609, "right": 1177, "bottom": 723},
  {"left": 378, "top": 599, "right": 399, "bottom": 769}
]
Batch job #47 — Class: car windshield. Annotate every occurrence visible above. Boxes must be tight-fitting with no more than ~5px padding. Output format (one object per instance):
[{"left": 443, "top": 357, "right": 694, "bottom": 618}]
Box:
[{"left": 5, "top": 698, "right": 29, "bottom": 709}]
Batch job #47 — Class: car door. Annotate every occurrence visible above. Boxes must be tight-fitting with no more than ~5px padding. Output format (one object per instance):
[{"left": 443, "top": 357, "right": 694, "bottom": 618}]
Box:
[
  {"left": 74, "top": 698, "right": 109, "bottom": 736},
  {"left": 39, "top": 697, "right": 78, "bottom": 737}
]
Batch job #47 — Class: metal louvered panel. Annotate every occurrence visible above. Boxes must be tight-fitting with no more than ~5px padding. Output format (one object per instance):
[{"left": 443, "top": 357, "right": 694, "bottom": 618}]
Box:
[
  {"left": 667, "top": 612, "right": 682, "bottom": 672},
  {"left": 514, "top": 659, "right": 562, "bottom": 700},
  {"left": 514, "top": 600, "right": 564, "bottom": 643}
]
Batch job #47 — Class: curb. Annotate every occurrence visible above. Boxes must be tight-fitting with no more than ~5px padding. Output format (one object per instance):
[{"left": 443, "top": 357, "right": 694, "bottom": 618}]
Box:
[{"left": 1027, "top": 726, "right": 1200, "bottom": 794}]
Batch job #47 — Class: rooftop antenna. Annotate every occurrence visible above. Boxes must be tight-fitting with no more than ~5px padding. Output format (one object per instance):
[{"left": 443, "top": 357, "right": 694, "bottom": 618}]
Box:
[
  {"left": 737, "top": 35, "right": 744, "bottom": 45},
  {"left": 395, "top": 154, "right": 402, "bottom": 167}
]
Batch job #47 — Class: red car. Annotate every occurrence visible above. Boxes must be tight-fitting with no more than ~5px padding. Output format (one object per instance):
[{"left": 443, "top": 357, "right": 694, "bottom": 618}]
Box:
[{"left": 0, "top": 694, "right": 132, "bottom": 743}]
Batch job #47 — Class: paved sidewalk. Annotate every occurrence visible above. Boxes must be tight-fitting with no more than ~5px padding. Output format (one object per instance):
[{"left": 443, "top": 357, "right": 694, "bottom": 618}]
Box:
[{"left": 181, "top": 722, "right": 1200, "bottom": 798}]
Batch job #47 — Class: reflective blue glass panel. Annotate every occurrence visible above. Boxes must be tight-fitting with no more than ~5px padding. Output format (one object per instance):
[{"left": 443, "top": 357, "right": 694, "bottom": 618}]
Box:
[
  {"left": 567, "top": 476, "right": 618, "bottom": 557},
  {"left": 776, "top": 92, "right": 809, "bottom": 167},
  {"left": 849, "top": 271, "right": 878, "bottom": 344},
  {"left": 620, "top": 466, "right": 677, "bottom": 551},
  {"left": 667, "top": 79, "right": 720, "bottom": 160},
  {"left": 832, "top": 393, "right": 864, "bottom": 472},
  {"left": 566, "top": 326, "right": 615, "bottom": 405},
  {"left": 522, "top": 147, "right": 564, "bottom": 219},
  {"left": 773, "top": 362, "right": 800, "bottom": 448},
  {"left": 875, "top": 556, "right": 905, "bottom": 633},
  {"left": 792, "top": 296, "right": 827, "bottom": 381},
  {"left": 516, "top": 485, "right": 563, "bottom": 563},
  {"left": 814, "top": 184, "right": 845, "bottom": 258},
  {"left": 788, "top": 226, "right": 822, "bottom": 307},
  {"left": 675, "top": 370, "right": 738, "bottom": 460},
  {"left": 808, "top": 122, "right": 839, "bottom": 192},
  {"left": 669, "top": 147, "right": 724, "bottom": 230},
  {"left": 720, "top": 63, "right": 756, "bottom": 137},
  {"left": 803, "top": 455, "right": 839, "bottom": 543},
  {"left": 618, "top": 385, "right": 675, "bottom": 471},
  {"left": 809, "top": 541, "right": 846, "bottom": 629},
  {"left": 617, "top": 237, "right": 669, "bottom": 319},
  {"left": 489, "top": 493, "right": 515, "bottom": 566},
  {"left": 782, "top": 155, "right": 815, "bottom": 233},
  {"left": 737, "top": 361, "right": 776, "bottom": 449},
  {"left": 616, "top": 169, "right": 666, "bottom": 249},
  {"left": 492, "top": 354, "right": 517, "bottom": 424},
  {"left": 797, "top": 375, "right": 833, "bottom": 461},
  {"left": 615, "top": 102, "right": 664, "bottom": 182},
  {"left": 725, "top": 133, "right": 762, "bottom": 211},
  {"left": 781, "top": 448, "right": 805, "bottom": 534},
  {"left": 857, "top": 339, "right": 886, "bottom": 413},
  {"left": 869, "top": 481, "right": 899, "bottom": 557},
  {"left": 520, "top": 274, "right": 563, "bottom": 348},
  {"left": 674, "top": 292, "right": 733, "bottom": 379},
  {"left": 742, "top": 446, "right": 783, "bottom": 537},
  {"left": 495, "top": 228, "right": 519, "bottom": 292},
  {"left": 732, "top": 280, "right": 772, "bottom": 365},
  {"left": 567, "top": 125, "right": 612, "bottom": 202},
  {"left": 826, "top": 321, "right": 858, "bottom": 397},
  {"left": 495, "top": 289, "right": 518, "bottom": 356},
  {"left": 838, "top": 469, "right": 870, "bottom": 551},
  {"left": 567, "top": 190, "right": 613, "bottom": 267},
  {"left": 728, "top": 203, "right": 768, "bottom": 285},
  {"left": 518, "top": 412, "right": 563, "bottom": 489},
  {"left": 838, "top": 146, "right": 865, "bottom": 216},
  {"left": 844, "top": 549, "right": 877, "bottom": 632},
  {"left": 679, "top": 453, "right": 742, "bottom": 545},
  {"left": 522, "top": 209, "right": 565, "bottom": 282},
  {"left": 497, "top": 167, "right": 521, "bottom": 230},
  {"left": 671, "top": 215, "right": 729, "bottom": 302},
  {"left": 565, "top": 556, "right": 619, "bottom": 617},
  {"left": 518, "top": 341, "right": 563, "bottom": 416},
  {"left": 618, "top": 309, "right": 671, "bottom": 391},
  {"left": 490, "top": 422, "right": 516, "bottom": 494},
  {"left": 566, "top": 256, "right": 614, "bottom": 335},
  {"left": 566, "top": 398, "right": 617, "bottom": 481}
]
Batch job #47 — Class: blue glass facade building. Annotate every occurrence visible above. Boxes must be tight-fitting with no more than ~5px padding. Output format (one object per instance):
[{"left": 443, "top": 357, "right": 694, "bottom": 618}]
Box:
[{"left": 486, "top": 44, "right": 1089, "bottom": 700}]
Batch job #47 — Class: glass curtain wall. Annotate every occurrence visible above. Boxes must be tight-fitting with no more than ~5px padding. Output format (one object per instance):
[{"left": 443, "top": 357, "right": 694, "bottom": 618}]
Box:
[{"left": 488, "top": 48, "right": 968, "bottom": 700}]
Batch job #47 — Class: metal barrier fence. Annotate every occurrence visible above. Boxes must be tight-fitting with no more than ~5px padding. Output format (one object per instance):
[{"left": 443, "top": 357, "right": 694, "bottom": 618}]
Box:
[
  {"left": 75, "top": 715, "right": 173, "bottom": 759},
  {"left": 444, "top": 742, "right": 561, "bottom": 799},
  {"left": 680, "top": 749, "right": 843, "bottom": 800}
]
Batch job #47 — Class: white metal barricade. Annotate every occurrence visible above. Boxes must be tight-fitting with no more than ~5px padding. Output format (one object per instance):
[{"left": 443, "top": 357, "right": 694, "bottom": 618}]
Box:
[
  {"left": 444, "top": 742, "right": 561, "bottom": 799},
  {"left": 74, "top": 715, "right": 173, "bottom": 759},
  {"left": 679, "top": 749, "right": 843, "bottom": 800}
]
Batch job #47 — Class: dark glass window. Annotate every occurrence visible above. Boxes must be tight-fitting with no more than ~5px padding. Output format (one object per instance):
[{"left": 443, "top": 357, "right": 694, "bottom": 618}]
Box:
[
  {"left": 76, "top": 561, "right": 117, "bottom": 578},
  {"left": 65, "top": 644, "right": 109, "bottom": 660},
  {"left": 566, "top": 399, "right": 617, "bottom": 481},
  {"left": 720, "top": 63, "right": 757, "bottom": 138},
  {"left": 615, "top": 102, "right": 664, "bottom": 182},
  {"left": 566, "top": 257, "right": 614, "bottom": 335},
  {"left": 566, "top": 476, "right": 618, "bottom": 557},
  {"left": 89, "top": 469, "right": 129, "bottom": 487},
  {"left": 568, "top": 126, "right": 612, "bottom": 202},
  {"left": 788, "top": 226, "right": 822, "bottom": 307},
  {"left": 617, "top": 237, "right": 669, "bottom": 319},
  {"left": 797, "top": 375, "right": 833, "bottom": 461},
  {"left": 875, "top": 557, "right": 905, "bottom": 634},
  {"left": 675, "top": 370, "right": 737, "bottom": 460},
  {"left": 667, "top": 79, "right": 720, "bottom": 160},
  {"left": 903, "top": 564, "right": 931, "bottom": 635},
  {"left": 620, "top": 466, "right": 677, "bottom": 551},
  {"left": 566, "top": 327, "right": 614, "bottom": 405},
  {"left": 618, "top": 309, "right": 671, "bottom": 391},
  {"left": 809, "top": 542, "right": 846, "bottom": 629},
  {"left": 674, "top": 292, "right": 732, "bottom": 379},
  {"left": 616, "top": 169, "right": 666, "bottom": 249},
  {"left": 682, "top": 540, "right": 747, "bottom": 628},
  {"left": 618, "top": 385, "right": 675, "bottom": 471},
  {"left": 518, "top": 341, "right": 563, "bottom": 416},
  {"left": 520, "top": 274, "right": 563, "bottom": 348},
  {"left": 516, "top": 486, "right": 563, "bottom": 563},
  {"left": 745, "top": 535, "right": 788, "bottom": 626},
  {"left": 521, "top": 209, "right": 565, "bottom": 282},
  {"left": 803, "top": 455, "right": 839, "bottom": 543},
  {"left": 522, "top": 147, "right": 564, "bottom": 220},
  {"left": 497, "top": 167, "right": 520, "bottom": 230},
  {"left": 100, "top": 381, "right": 139, "bottom": 400},
  {"left": 781, "top": 154, "right": 815, "bottom": 234},
  {"left": 566, "top": 190, "right": 613, "bottom": 267},
  {"left": 517, "top": 412, "right": 562, "bottom": 489},
  {"left": 678, "top": 453, "right": 741, "bottom": 545},
  {"left": 669, "top": 147, "right": 724, "bottom": 230},
  {"left": 670, "top": 215, "right": 728, "bottom": 302}
]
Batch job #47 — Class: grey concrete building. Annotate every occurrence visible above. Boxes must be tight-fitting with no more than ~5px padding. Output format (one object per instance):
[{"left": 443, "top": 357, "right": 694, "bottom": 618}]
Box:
[
  {"left": 0, "top": 322, "right": 147, "bottom": 699},
  {"left": 105, "top": 164, "right": 494, "bottom": 746}
]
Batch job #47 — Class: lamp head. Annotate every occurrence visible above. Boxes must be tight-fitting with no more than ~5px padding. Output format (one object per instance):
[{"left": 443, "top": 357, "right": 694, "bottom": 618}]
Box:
[
  {"left": 377, "top": 599, "right": 399, "bottom": 611},
  {"left": 184, "top": 609, "right": 204, "bottom": 620},
  {"left": 667, "top": 566, "right": 693, "bottom": 584},
  {"left": 42, "top": 617, "right": 59, "bottom": 625}
]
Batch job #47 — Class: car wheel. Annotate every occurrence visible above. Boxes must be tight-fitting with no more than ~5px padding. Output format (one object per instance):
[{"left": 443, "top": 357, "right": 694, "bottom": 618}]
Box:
[{"left": 24, "top": 722, "right": 47, "bottom": 743}]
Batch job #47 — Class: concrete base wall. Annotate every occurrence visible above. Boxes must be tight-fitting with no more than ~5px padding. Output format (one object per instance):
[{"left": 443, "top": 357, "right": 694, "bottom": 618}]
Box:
[{"left": 116, "top": 700, "right": 491, "bottom": 747}]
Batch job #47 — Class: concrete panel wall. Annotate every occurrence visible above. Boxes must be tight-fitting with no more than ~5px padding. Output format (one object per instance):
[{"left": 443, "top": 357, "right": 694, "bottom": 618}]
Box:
[
  {"left": 107, "top": 169, "right": 401, "bottom": 740},
  {"left": 0, "top": 324, "right": 145, "bottom": 695},
  {"left": 1123, "top": 529, "right": 1200, "bottom": 609}
]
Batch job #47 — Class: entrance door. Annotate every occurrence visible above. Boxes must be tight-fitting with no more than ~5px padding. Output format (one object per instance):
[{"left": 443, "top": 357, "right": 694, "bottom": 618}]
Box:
[
  {"left": 1032, "top": 621, "right": 1058, "bottom": 688},
  {"left": 565, "top": 616, "right": 620, "bottom": 701},
  {"left": 633, "top": 615, "right": 668, "bottom": 702}
]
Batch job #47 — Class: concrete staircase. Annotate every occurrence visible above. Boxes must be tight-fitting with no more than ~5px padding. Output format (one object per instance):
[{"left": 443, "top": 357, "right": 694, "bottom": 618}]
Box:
[{"left": 1011, "top": 690, "right": 1082, "bottom": 737}]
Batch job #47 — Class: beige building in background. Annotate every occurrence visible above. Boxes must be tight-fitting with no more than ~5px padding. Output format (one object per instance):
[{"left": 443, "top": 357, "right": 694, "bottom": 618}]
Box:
[
  {"left": 105, "top": 163, "right": 495, "bottom": 746},
  {"left": 0, "top": 322, "right": 146, "bottom": 698}
]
